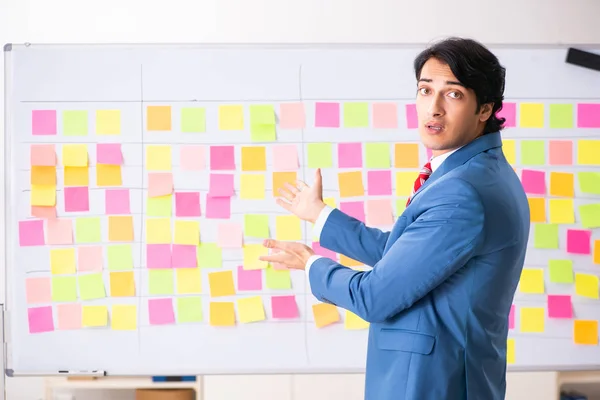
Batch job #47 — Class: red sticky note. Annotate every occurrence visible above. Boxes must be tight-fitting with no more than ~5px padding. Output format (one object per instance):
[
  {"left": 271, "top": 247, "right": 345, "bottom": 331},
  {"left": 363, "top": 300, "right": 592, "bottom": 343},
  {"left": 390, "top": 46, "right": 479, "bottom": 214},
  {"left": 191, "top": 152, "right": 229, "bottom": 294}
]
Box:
[
  {"left": 372, "top": 103, "right": 398, "bottom": 129},
  {"left": 208, "top": 174, "right": 234, "bottom": 197},
  {"left": 19, "top": 220, "right": 45, "bottom": 246},
  {"left": 30, "top": 144, "right": 56, "bottom": 166},
  {"left": 279, "top": 103, "right": 305, "bottom": 129},
  {"left": 96, "top": 143, "right": 123, "bottom": 164},
  {"left": 28, "top": 306, "right": 54, "bottom": 333},
  {"left": 78, "top": 246, "right": 103, "bottom": 272},
  {"left": 497, "top": 102, "right": 516, "bottom": 128},
  {"left": 405, "top": 104, "right": 418, "bottom": 129},
  {"left": 105, "top": 189, "right": 130, "bottom": 214},
  {"left": 237, "top": 265, "right": 262, "bottom": 290},
  {"left": 315, "top": 102, "right": 339, "bottom": 128},
  {"left": 206, "top": 195, "right": 231, "bottom": 219},
  {"left": 32, "top": 110, "right": 56, "bottom": 135},
  {"left": 367, "top": 170, "right": 392, "bottom": 195},
  {"left": 147, "top": 244, "right": 172, "bottom": 268},
  {"left": 148, "top": 172, "right": 173, "bottom": 197},
  {"left": 339, "top": 201, "right": 365, "bottom": 222},
  {"left": 46, "top": 218, "right": 73, "bottom": 245},
  {"left": 64, "top": 187, "right": 89, "bottom": 212},
  {"left": 271, "top": 295, "right": 299, "bottom": 319},
  {"left": 521, "top": 170, "right": 546, "bottom": 195},
  {"left": 577, "top": 103, "right": 600, "bottom": 128},
  {"left": 148, "top": 298, "right": 175, "bottom": 325},
  {"left": 171, "top": 244, "right": 197, "bottom": 268},
  {"left": 567, "top": 229, "right": 592, "bottom": 254},
  {"left": 548, "top": 295, "right": 572, "bottom": 318},
  {"left": 549, "top": 140, "right": 573, "bottom": 165},
  {"left": 338, "top": 143, "right": 362, "bottom": 168},
  {"left": 312, "top": 242, "right": 337, "bottom": 259},
  {"left": 509, "top": 305, "right": 515, "bottom": 329},
  {"left": 209, "top": 146, "right": 235, "bottom": 170},
  {"left": 180, "top": 145, "right": 206, "bottom": 170},
  {"left": 366, "top": 199, "right": 394, "bottom": 226},
  {"left": 272, "top": 145, "right": 299, "bottom": 171},
  {"left": 175, "top": 192, "right": 201, "bottom": 217}
]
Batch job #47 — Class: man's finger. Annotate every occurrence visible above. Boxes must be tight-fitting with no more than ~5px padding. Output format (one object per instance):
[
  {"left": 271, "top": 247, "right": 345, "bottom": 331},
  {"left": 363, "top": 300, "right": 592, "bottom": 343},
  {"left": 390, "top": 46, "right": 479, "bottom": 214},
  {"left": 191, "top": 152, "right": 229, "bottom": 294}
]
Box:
[
  {"left": 295, "top": 180, "right": 309, "bottom": 191},
  {"left": 258, "top": 254, "right": 288, "bottom": 264},
  {"left": 275, "top": 198, "right": 293, "bottom": 212},
  {"left": 284, "top": 182, "right": 300, "bottom": 195},
  {"left": 277, "top": 187, "right": 294, "bottom": 201},
  {"left": 263, "top": 239, "right": 289, "bottom": 251}
]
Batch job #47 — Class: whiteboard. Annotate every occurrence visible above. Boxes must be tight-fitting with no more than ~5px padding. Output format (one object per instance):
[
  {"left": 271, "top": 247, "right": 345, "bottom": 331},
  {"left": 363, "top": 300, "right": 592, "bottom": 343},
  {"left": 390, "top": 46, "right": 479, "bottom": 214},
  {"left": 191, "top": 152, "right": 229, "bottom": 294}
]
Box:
[{"left": 3, "top": 43, "right": 600, "bottom": 376}]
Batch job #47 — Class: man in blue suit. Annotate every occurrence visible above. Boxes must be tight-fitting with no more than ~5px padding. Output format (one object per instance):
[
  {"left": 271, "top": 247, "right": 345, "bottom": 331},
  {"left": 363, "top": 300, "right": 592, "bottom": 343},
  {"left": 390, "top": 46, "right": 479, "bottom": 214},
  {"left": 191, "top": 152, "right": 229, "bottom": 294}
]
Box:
[{"left": 260, "top": 37, "right": 530, "bottom": 400}]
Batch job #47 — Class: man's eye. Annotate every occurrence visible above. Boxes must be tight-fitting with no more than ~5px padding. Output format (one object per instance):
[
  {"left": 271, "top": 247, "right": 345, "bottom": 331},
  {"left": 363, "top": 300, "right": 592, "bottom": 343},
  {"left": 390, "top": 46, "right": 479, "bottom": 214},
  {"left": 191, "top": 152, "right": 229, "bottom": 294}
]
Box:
[
  {"left": 418, "top": 88, "right": 429, "bottom": 95},
  {"left": 448, "top": 91, "right": 461, "bottom": 99}
]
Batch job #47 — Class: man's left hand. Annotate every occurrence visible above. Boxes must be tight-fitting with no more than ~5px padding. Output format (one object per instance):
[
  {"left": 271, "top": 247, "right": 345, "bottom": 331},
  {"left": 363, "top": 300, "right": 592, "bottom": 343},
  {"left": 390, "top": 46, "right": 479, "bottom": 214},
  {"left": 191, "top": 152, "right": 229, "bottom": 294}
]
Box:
[{"left": 259, "top": 239, "right": 315, "bottom": 270}]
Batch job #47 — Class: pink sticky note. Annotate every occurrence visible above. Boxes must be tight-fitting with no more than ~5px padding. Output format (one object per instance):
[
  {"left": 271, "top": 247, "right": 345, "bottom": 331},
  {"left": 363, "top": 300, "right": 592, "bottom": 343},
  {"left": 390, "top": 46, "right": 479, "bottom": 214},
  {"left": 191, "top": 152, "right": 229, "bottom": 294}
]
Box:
[
  {"left": 218, "top": 223, "right": 243, "bottom": 248},
  {"left": 96, "top": 143, "right": 123, "bottom": 164},
  {"left": 56, "top": 303, "right": 82, "bottom": 330},
  {"left": 28, "top": 306, "right": 54, "bottom": 333},
  {"left": 148, "top": 172, "right": 173, "bottom": 197},
  {"left": 26, "top": 277, "right": 52, "bottom": 304},
  {"left": 147, "top": 244, "right": 172, "bottom": 268},
  {"left": 567, "top": 229, "right": 592, "bottom": 254},
  {"left": 367, "top": 170, "right": 392, "bottom": 195},
  {"left": 32, "top": 110, "right": 56, "bottom": 135},
  {"left": 315, "top": 102, "right": 340, "bottom": 128},
  {"left": 148, "top": 298, "right": 175, "bottom": 325},
  {"left": 19, "top": 220, "right": 45, "bottom": 246},
  {"left": 426, "top": 147, "right": 433, "bottom": 160},
  {"left": 171, "top": 244, "right": 197, "bottom": 268},
  {"left": 338, "top": 143, "right": 363, "bottom": 168},
  {"left": 30, "top": 144, "right": 56, "bottom": 166},
  {"left": 78, "top": 246, "right": 103, "bottom": 272},
  {"left": 272, "top": 145, "right": 299, "bottom": 171},
  {"left": 405, "top": 104, "right": 418, "bottom": 129},
  {"left": 279, "top": 103, "right": 305, "bottom": 129},
  {"left": 312, "top": 242, "right": 337, "bottom": 259},
  {"left": 105, "top": 189, "right": 130, "bottom": 214},
  {"left": 64, "top": 187, "right": 89, "bottom": 212},
  {"left": 577, "top": 103, "right": 600, "bottom": 128},
  {"left": 271, "top": 295, "right": 299, "bottom": 319},
  {"left": 548, "top": 295, "right": 572, "bottom": 318},
  {"left": 497, "top": 102, "right": 516, "bottom": 128},
  {"left": 206, "top": 195, "right": 231, "bottom": 219},
  {"left": 209, "top": 174, "right": 234, "bottom": 197},
  {"left": 339, "top": 201, "right": 365, "bottom": 222},
  {"left": 521, "top": 170, "right": 546, "bottom": 194},
  {"left": 508, "top": 305, "right": 515, "bottom": 329},
  {"left": 31, "top": 206, "right": 57, "bottom": 219},
  {"left": 372, "top": 103, "right": 398, "bottom": 129},
  {"left": 549, "top": 140, "right": 573, "bottom": 165},
  {"left": 175, "top": 192, "right": 201, "bottom": 217},
  {"left": 210, "top": 146, "right": 235, "bottom": 170},
  {"left": 237, "top": 265, "right": 262, "bottom": 291},
  {"left": 46, "top": 218, "right": 73, "bottom": 245},
  {"left": 180, "top": 145, "right": 206, "bottom": 170},
  {"left": 366, "top": 199, "right": 394, "bottom": 226}
]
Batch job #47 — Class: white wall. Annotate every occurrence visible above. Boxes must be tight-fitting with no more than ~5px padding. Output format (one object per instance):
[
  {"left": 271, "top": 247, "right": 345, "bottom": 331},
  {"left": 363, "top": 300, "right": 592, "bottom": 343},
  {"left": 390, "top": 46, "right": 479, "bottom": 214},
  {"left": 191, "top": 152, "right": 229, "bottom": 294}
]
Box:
[{"left": 1, "top": 0, "right": 599, "bottom": 399}]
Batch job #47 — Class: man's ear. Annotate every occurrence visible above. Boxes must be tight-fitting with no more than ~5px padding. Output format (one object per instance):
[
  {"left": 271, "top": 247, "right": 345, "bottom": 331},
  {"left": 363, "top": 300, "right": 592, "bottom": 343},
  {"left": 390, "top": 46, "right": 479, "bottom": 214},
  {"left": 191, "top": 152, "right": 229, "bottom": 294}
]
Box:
[{"left": 478, "top": 103, "right": 494, "bottom": 123}]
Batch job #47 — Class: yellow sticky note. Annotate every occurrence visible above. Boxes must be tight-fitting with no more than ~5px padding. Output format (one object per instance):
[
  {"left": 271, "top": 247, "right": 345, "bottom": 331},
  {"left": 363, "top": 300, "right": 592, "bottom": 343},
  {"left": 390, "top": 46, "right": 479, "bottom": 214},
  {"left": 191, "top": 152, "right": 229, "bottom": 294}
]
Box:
[
  {"left": 240, "top": 174, "right": 265, "bottom": 199},
  {"left": 275, "top": 215, "right": 302, "bottom": 241},
  {"left": 174, "top": 220, "right": 199, "bottom": 245},
  {"left": 575, "top": 273, "right": 599, "bottom": 299},
  {"left": 549, "top": 172, "right": 574, "bottom": 197},
  {"left": 62, "top": 144, "right": 88, "bottom": 167},
  {"left": 146, "top": 145, "right": 172, "bottom": 171},
  {"left": 50, "top": 248, "right": 76, "bottom": 274},
  {"left": 519, "top": 268, "right": 544, "bottom": 294},
  {"left": 507, "top": 338, "right": 515, "bottom": 364},
  {"left": 243, "top": 244, "right": 268, "bottom": 270},
  {"left": 208, "top": 270, "right": 236, "bottom": 297},
  {"left": 147, "top": 105, "right": 172, "bottom": 131},
  {"left": 324, "top": 197, "right": 336, "bottom": 208},
  {"left": 176, "top": 268, "right": 202, "bottom": 294},
  {"left": 272, "top": 172, "right": 297, "bottom": 198},
  {"left": 237, "top": 296, "right": 266, "bottom": 323},
  {"left": 519, "top": 103, "right": 544, "bottom": 128},
  {"left": 146, "top": 218, "right": 172, "bottom": 244},
  {"left": 109, "top": 271, "right": 135, "bottom": 297},
  {"left": 31, "top": 184, "right": 56, "bottom": 206},
  {"left": 502, "top": 139, "right": 516, "bottom": 165},
  {"left": 394, "top": 143, "right": 419, "bottom": 168},
  {"left": 209, "top": 301, "right": 235, "bottom": 326},
  {"left": 111, "top": 305, "right": 137, "bottom": 330},
  {"left": 338, "top": 171, "right": 364, "bottom": 197},
  {"left": 108, "top": 216, "right": 134, "bottom": 242},
  {"left": 312, "top": 303, "right": 340, "bottom": 328},
  {"left": 396, "top": 172, "right": 416, "bottom": 196},
  {"left": 218, "top": 105, "right": 244, "bottom": 130},
  {"left": 577, "top": 140, "right": 600, "bottom": 165},
  {"left": 345, "top": 310, "right": 369, "bottom": 330},
  {"left": 520, "top": 307, "right": 545, "bottom": 333},
  {"left": 574, "top": 320, "right": 598, "bottom": 345},
  {"left": 64, "top": 167, "right": 89, "bottom": 186},
  {"left": 82, "top": 305, "right": 108, "bottom": 327},
  {"left": 528, "top": 197, "right": 546, "bottom": 223},
  {"left": 96, "top": 165, "right": 122, "bottom": 186},
  {"left": 96, "top": 110, "right": 121, "bottom": 135},
  {"left": 31, "top": 166, "right": 56, "bottom": 186},
  {"left": 241, "top": 146, "right": 267, "bottom": 171},
  {"left": 549, "top": 199, "right": 574, "bottom": 224}
]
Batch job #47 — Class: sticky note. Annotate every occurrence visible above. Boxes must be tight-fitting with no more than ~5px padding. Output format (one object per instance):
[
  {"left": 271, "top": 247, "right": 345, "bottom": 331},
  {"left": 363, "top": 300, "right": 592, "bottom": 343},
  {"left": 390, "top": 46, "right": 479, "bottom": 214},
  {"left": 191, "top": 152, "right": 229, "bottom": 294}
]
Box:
[
  {"left": 208, "top": 174, "right": 234, "bottom": 197},
  {"left": 96, "top": 110, "right": 121, "bottom": 135},
  {"left": 338, "top": 171, "right": 364, "bottom": 197},
  {"left": 521, "top": 170, "right": 546, "bottom": 195},
  {"left": 340, "top": 201, "right": 365, "bottom": 222},
  {"left": 396, "top": 199, "right": 406, "bottom": 216},
  {"left": 549, "top": 172, "right": 574, "bottom": 197},
  {"left": 244, "top": 214, "right": 270, "bottom": 238},
  {"left": 31, "top": 184, "right": 56, "bottom": 206},
  {"left": 31, "top": 166, "right": 56, "bottom": 186},
  {"left": 19, "top": 220, "right": 45, "bottom": 246},
  {"left": 372, "top": 102, "right": 397, "bottom": 129},
  {"left": 50, "top": 248, "right": 76, "bottom": 274},
  {"left": 176, "top": 268, "right": 202, "bottom": 294},
  {"left": 26, "top": 277, "right": 51, "bottom": 304},
  {"left": 240, "top": 174, "right": 265, "bottom": 200},
  {"left": 315, "top": 102, "right": 339, "bottom": 128},
  {"left": 528, "top": 198, "right": 546, "bottom": 223},
  {"left": 324, "top": 197, "right": 336, "bottom": 208},
  {"left": 307, "top": 143, "right": 333, "bottom": 168},
  {"left": 574, "top": 320, "right": 598, "bottom": 345},
  {"left": 30, "top": 144, "right": 56, "bottom": 166},
  {"left": 312, "top": 242, "right": 337, "bottom": 260},
  {"left": 148, "top": 269, "right": 173, "bottom": 294},
  {"left": 82, "top": 305, "right": 107, "bottom": 327},
  {"left": 206, "top": 195, "right": 231, "bottom": 219},
  {"left": 147, "top": 105, "right": 171, "bottom": 131},
  {"left": 64, "top": 187, "right": 89, "bottom": 212},
  {"left": 197, "top": 242, "right": 222, "bottom": 268},
  {"left": 175, "top": 192, "right": 201, "bottom": 217},
  {"left": 46, "top": 218, "right": 73, "bottom": 245},
  {"left": 146, "top": 145, "right": 171, "bottom": 171},
  {"left": 148, "top": 298, "right": 175, "bottom": 325},
  {"left": 312, "top": 303, "right": 340, "bottom": 328},
  {"left": 279, "top": 102, "right": 305, "bottom": 129},
  {"left": 340, "top": 254, "right": 362, "bottom": 267},
  {"left": 575, "top": 273, "right": 598, "bottom": 299},
  {"left": 28, "top": 306, "right": 54, "bottom": 333},
  {"left": 502, "top": 140, "right": 516, "bottom": 165},
  {"left": 208, "top": 270, "right": 236, "bottom": 297},
  {"left": 64, "top": 166, "right": 89, "bottom": 186},
  {"left": 519, "top": 268, "right": 544, "bottom": 294},
  {"left": 549, "top": 104, "right": 573, "bottom": 128},
  {"left": 534, "top": 223, "right": 559, "bottom": 249},
  {"left": 567, "top": 229, "right": 591, "bottom": 254},
  {"left": 96, "top": 143, "right": 122, "bottom": 165},
  {"left": 78, "top": 246, "right": 103, "bottom": 272},
  {"left": 520, "top": 307, "right": 545, "bottom": 333},
  {"left": 396, "top": 172, "right": 416, "bottom": 196},
  {"left": 367, "top": 170, "right": 392, "bottom": 196},
  {"left": 578, "top": 172, "right": 600, "bottom": 195},
  {"left": 209, "top": 301, "right": 235, "bottom": 326},
  {"left": 394, "top": 143, "right": 419, "bottom": 168},
  {"left": 96, "top": 164, "right": 122, "bottom": 186},
  {"left": 519, "top": 103, "right": 544, "bottom": 128},
  {"left": 271, "top": 295, "right": 298, "bottom": 319},
  {"left": 177, "top": 297, "right": 203, "bottom": 323},
  {"left": 210, "top": 145, "right": 235, "bottom": 170},
  {"left": 242, "top": 243, "right": 268, "bottom": 270},
  {"left": 172, "top": 244, "right": 197, "bottom": 268},
  {"left": 62, "top": 110, "right": 88, "bottom": 136},
  {"left": 549, "top": 259, "right": 573, "bottom": 283},
  {"left": 105, "top": 189, "right": 130, "bottom": 214},
  {"left": 548, "top": 295, "right": 572, "bottom": 318},
  {"left": 56, "top": 303, "right": 82, "bottom": 330},
  {"left": 180, "top": 145, "right": 206, "bottom": 170},
  {"left": 577, "top": 139, "right": 600, "bottom": 165},
  {"left": 108, "top": 216, "right": 134, "bottom": 242},
  {"left": 111, "top": 305, "right": 137, "bottom": 330},
  {"left": 509, "top": 305, "right": 515, "bottom": 330},
  {"left": 218, "top": 105, "right": 244, "bottom": 130},
  {"left": 249, "top": 105, "right": 276, "bottom": 142},
  {"left": 147, "top": 195, "right": 172, "bottom": 217},
  {"left": 273, "top": 172, "right": 297, "bottom": 198},
  {"left": 79, "top": 273, "right": 106, "bottom": 300},
  {"left": 266, "top": 267, "right": 291, "bottom": 289},
  {"left": 241, "top": 146, "right": 267, "bottom": 171},
  {"left": 579, "top": 204, "right": 600, "bottom": 228},
  {"left": 345, "top": 311, "right": 369, "bottom": 330},
  {"left": 174, "top": 220, "right": 199, "bottom": 246},
  {"left": 521, "top": 140, "right": 545, "bottom": 165},
  {"left": 62, "top": 144, "right": 88, "bottom": 167},
  {"left": 31, "top": 205, "right": 56, "bottom": 219},
  {"left": 338, "top": 142, "right": 362, "bottom": 168},
  {"left": 497, "top": 102, "right": 516, "bottom": 127},
  {"left": 75, "top": 217, "right": 101, "bottom": 243},
  {"left": 237, "top": 266, "right": 262, "bottom": 291},
  {"left": 275, "top": 215, "right": 302, "bottom": 241},
  {"left": 107, "top": 244, "right": 134, "bottom": 270},
  {"left": 366, "top": 199, "right": 394, "bottom": 226},
  {"left": 147, "top": 172, "right": 172, "bottom": 198},
  {"left": 237, "top": 296, "right": 266, "bottom": 323},
  {"left": 594, "top": 240, "right": 600, "bottom": 265},
  {"left": 577, "top": 103, "right": 600, "bottom": 128},
  {"left": 217, "top": 222, "right": 243, "bottom": 248},
  {"left": 32, "top": 110, "right": 56, "bottom": 135},
  {"left": 507, "top": 339, "right": 515, "bottom": 364},
  {"left": 109, "top": 271, "right": 135, "bottom": 297},
  {"left": 51, "top": 276, "right": 77, "bottom": 302},
  {"left": 365, "top": 143, "right": 390, "bottom": 168},
  {"left": 549, "top": 199, "right": 574, "bottom": 224},
  {"left": 146, "top": 218, "right": 172, "bottom": 244},
  {"left": 181, "top": 107, "right": 206, "bottom": 133},
  {"left": 549, "top": 140, "right": 573, "bottom": 165},
  {"left": 343, "top": 102, "right": 369, "bottom": 128},
  {"left": 146, "top": 244, "right": 172, "bottom": 269},
  {"left": 405, "top": 104, "right": 418, "bottom": 129},
  {"left": 272, "top": 144, "right": 299, "bottom": 171}
]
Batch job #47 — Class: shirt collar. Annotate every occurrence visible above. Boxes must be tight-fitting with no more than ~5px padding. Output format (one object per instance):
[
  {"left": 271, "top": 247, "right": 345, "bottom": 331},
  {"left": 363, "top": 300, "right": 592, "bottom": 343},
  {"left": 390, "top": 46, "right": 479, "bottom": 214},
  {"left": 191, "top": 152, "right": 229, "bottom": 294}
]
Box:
[{"left": 429, "top": 146, "right": 462, "bottom": 172}]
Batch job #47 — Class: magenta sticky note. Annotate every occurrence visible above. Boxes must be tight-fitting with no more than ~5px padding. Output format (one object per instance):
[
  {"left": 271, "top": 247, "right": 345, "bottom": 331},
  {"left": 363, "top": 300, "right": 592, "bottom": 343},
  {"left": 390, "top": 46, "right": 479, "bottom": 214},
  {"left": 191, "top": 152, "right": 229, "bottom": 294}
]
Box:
[
  {"left": 508, "top": 305, "right": 515, "bottom": 329},
  {"left": 32, "top": 110, "right": 57, "bottom": 135},
  {"left": 372, "top": 103, "right": 398, "bottom": 129},
  {"left": 208, "top": 174, "right": 234, "bottom": 197},
  {"left": 206, "top": 195, "right": 231, "bottom": 219},
  {"left": 30, "top": 144, "right": 56, "bottom": 166},
  {"left": 271, "top": 295, "right": 299, "bottom": 319},
  {"left": 96, "top": 143, "right": 123, "bottom": 164},
  {"left": 567, "top": 229, "right": 592, "bottom": 254},
  {"left": 497, "top": 102, "right": 516, "bottom": 128},
  {"left": 147, "top": 244, "right": 172, "bottom": 268},
  {"left": 237, "top": 265, "right": 262, "bottom": 291},
  {"left": 367, "top": 170, "right": 392, "bottom": 195},
  {"left": 28, "top": 306, "right": 54, "bottom": 333},
  {"left": 577, "top": 103, "right": 600, "bottom": 128},
  {"left": 521, "top": 169, "right": 546, "bottom": 195},
  {"left": 175, "top": 192, "right": 201, "bottom": 217},
  {"left": 272, "top": 145, "right": 299, "bottom": 171},
  {"left": 339, "top": 201, "right": 365, "bottom": 222},
  {"left": 148, "top": 172, "right": 173, "bottom": 197},
  {"left": 64, "top": 187, "right": 89, "bottom": 212},
  {"left": 279, "top": 103, "right": 305, "bottom": 129},
  {"left": 172, "top": 244, "right": 197, "bottom": 268},
  {"left": 426, "top": 147, "right": 433, "bottom": 160},
  {"left": 148, "top": 298, "right": 175, "bottom": 325},
  {"left": 405, "top": 104, "right": 418, "bottom": 129},
  {"left": 210, "top": 145, "right": 235, "bottom": 170},
  {"left": 46, "top": 218, "right": 73, "bottom": 245},
  {"left": 548, "top": 295, "right": 572, "bottom": 318},
  {"left": 338, "top": 143, "right": 363, "bottom": 168},
  {"left": 105, "top": 189, "right": 130, "bottom": 214},
  {"left": 19, "top": 219, "right": 45, "bottom": 246},
  {"left": 311, "top": 242, "right": 337, "bottom": 260},
  {"left": 315, "top": 102, "right": 340, "bottom": 128}
]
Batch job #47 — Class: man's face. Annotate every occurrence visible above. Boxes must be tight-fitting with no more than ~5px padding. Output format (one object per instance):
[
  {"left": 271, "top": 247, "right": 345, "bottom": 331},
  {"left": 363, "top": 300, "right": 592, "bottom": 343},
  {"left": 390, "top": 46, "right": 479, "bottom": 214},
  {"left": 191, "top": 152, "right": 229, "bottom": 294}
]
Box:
[{"left": 415, "top": 57, "right": 492, "bottom": 157}]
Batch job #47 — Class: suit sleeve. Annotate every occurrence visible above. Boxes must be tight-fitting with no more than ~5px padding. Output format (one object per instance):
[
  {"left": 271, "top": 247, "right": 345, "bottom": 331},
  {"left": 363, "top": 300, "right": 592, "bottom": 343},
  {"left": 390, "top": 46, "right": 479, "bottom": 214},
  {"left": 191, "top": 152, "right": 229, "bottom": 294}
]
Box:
[{"left": 308, "top": 179, "right": 485, "bottom": 323}]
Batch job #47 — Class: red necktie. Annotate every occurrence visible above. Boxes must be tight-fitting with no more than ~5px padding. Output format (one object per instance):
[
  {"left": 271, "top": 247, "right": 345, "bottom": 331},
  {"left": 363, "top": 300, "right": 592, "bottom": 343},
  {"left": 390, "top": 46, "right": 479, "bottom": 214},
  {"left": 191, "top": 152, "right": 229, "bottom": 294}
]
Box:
[{"left": 406, "top": 161, "right": 432, "bottom": 206}]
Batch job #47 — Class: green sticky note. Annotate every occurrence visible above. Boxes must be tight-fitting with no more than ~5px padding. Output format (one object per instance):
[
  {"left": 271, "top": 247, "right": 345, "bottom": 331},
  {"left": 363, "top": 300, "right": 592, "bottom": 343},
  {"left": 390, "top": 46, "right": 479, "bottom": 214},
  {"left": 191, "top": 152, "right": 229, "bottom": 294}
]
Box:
[
  {"left": 549, "top": 104, "right": 573, "bottom": 128},
  {"left": 343, "top": 102, "right": 369, "bottom": 128},
  {"left": 521, "top": 140, "right": 546, "bottom": 165},
  {"left": 396, "top": 199, "right": 407, "bottom": 216},
  {"left": 107, "top": 244, "right": 133, "bottom": 270},
  {"left": 197, "top": 242, "right": 222, "bottom": 268},
  {"left": 244, "top": 214, "right": 270, "bottom": 238},
  {"left": 147, "top": 195, "right": 172, "bottom": 217},
  {"left": 148, "top": 269, "right": 173, "bottom": 295},
  {"left": 250, "top": 105, "right": 276, "bottom": 142},
  {"left": 78, "top": 273, "right": 106, "bottom": 300},
  {"left": 307, "top": 143, "right": 333, "bottom": 168},
  {"left": 579, "top": 203, "right": 600, "bottom": 229},
  {"left": 75, "top": 217, "right": 102, "bottom": 243},
  {"left": 63, "top": 110, "right": 88, "bottom": 136},
  {"left": 578, "top": 172, "right": 600, "bottom": 195},
  {"left": 534, "top": 223, "right": 559, "bottom": 249},
  {"left": 266, "top": 267, "right": 291, "bottom": 289},
  {"left": 177, "top": 297, "right": 203, "bottom": 323},
  {"left": 365, "top": 143, "right": 391, "bottom": 168},
  {"left": 51, "top": 276, "right": 78, "bottom": 302},
  {"left": 549, "top": 259, "right": 573, "bottom": 283},
  {"left": 181, "top": 107, "right": 206, "bottom": 133}
]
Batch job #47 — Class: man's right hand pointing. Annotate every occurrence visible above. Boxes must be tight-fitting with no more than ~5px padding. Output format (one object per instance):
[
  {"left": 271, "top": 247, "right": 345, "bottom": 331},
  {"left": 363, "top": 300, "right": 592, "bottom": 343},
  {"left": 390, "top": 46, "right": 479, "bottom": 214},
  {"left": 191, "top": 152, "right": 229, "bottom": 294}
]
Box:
[{"left": 276, "top": 168, "right": 326, "bottom": 224}]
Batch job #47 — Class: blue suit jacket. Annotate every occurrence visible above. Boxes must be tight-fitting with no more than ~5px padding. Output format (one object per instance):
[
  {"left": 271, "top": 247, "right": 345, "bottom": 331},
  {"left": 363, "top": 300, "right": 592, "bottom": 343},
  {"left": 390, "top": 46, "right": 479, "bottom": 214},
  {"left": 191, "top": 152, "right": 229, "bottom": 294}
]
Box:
[{"left": 309, "top": 132, "right": 530, "bottom": 400}]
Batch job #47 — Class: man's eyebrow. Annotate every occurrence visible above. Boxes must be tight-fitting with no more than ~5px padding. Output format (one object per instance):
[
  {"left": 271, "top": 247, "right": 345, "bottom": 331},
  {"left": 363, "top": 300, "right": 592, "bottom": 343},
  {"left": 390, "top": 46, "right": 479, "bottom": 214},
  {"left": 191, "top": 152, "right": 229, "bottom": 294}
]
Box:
[{"left": 417, "top": 78, "right": 465, "bottom": 87}]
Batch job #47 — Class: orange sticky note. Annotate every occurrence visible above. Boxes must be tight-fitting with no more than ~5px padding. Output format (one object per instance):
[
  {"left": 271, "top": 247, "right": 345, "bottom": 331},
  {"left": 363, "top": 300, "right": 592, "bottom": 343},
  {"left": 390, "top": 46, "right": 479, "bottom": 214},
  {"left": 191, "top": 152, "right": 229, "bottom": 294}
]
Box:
[
  {"left": 209, "top": 301, "right": 236, "bottom": 326},
  {"left": 574, "top": 320, "right": 598, "bottom": 345},
  {"left": 340, "top": 254, "right": 362, "bottom": 267},
  {"left": 549, "top": 172, "right": 574, "bottom": 197},
  {"left": 528, "top": 197, "right": 546, "bottom": 222},
  {"left": 108, "top": 216, "right": 134, "bottom": 242},
  {"left": 109, "top": 271, "right": 135, "bottom": 297},
  {"left": 64, "top": 167, "right": 89, "bottom": 186},
  {"left": 594, "top": 240, "right": 600, "bottom": 265},
  {"left": 97, "top": 164, "right": 122, "bottom": 186},
  {"left": 272, "top": 172, "right": 297, "bottom": 198},
  {"left": 147, "top": 105, "right": 172, "bottom": 131},
  {"left": 208, "top": 271, "right": 236, "bottom": 297},
  {"left": 312, "top": 303, "right": 340, "bottom": 328},
  {"left": 394, "top": 143, "right": 419, "bottom": 168},
  {"left": 241, "top": 146, "right": 267, "bottom": 171},
  {"left": 31, "top": 166, "right": 56, "bottom": 185},
  {"left": 338, "top": 171, "right": 364, "bottom": 197}
]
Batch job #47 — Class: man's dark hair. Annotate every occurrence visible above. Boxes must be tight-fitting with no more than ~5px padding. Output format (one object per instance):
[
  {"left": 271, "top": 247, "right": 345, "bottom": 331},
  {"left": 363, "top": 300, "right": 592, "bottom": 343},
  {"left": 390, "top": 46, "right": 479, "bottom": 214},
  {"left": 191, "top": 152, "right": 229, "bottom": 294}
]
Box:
[{"left": 413, "top": 37, "right": 507, "bottom": 134}]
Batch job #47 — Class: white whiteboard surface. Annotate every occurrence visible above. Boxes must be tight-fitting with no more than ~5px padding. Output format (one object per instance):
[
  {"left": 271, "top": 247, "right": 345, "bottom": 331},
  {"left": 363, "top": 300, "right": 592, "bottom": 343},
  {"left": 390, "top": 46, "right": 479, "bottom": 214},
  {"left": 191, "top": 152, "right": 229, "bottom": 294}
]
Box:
[{"left": 3, "top": 43, "right": 600, "bottom": 376}]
